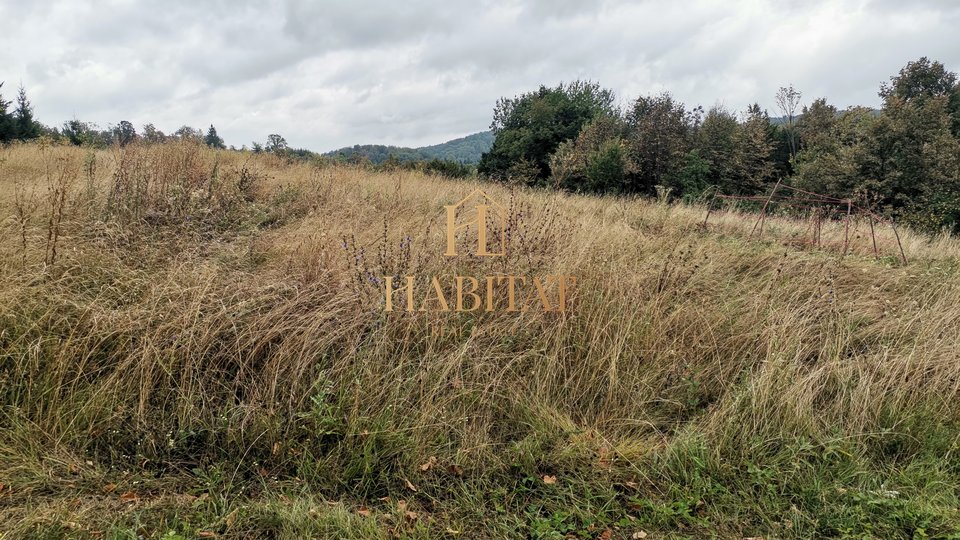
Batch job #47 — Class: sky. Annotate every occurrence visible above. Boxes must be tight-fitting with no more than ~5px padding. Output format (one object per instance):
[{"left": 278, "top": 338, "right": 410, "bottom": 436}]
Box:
[{"left": 1, "top": 0, "right": 958, "bottom": 152}]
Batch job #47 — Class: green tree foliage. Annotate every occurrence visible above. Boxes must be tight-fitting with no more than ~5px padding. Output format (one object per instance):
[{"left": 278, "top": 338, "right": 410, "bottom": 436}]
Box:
[
  {"left": 266, "top": 134, "right": 288, "bottom": 153},
  {"left": 793, "top": 106, "right": 878, "bottom": 198},
  {"left": 623, "top": 93, "right": 698, "bottom": 194},
  {"left": 737, "top": 104, "right": 777, "bottom": 191},
  {"left": 478, "top": 81, "right": 617, "bottom": 184},
  {"left": 14, "top": 86, "right": 39, "bottom": 140},
  {"left": 791, "top": 58, "right": 960, "bottom": 232},
  {"left": 141, "top": 123, "right": 166, "bottom": 144},
  {"left": 550, "top": 115, "right": 631, "bottom": 193},
  {"left": 174, "top": 126, "right": 203, "bottom": 143},
  {"left": 113, "top": 120, "right": 137, "bottom": 146},
  {"left": 324, "top": 132, "right": 494, "bottom": 165},
  {"left": 0, "top": 82, "right": 15, "bottom": 143},
  {"left": 62, "top": 119, "right": 111, "bottom": 147},
  {"left": 204, "top": 124, "right": 226, "bottom": 149},
  {"left": 696, "top": 106, "right": 741, "bottom": 194}
]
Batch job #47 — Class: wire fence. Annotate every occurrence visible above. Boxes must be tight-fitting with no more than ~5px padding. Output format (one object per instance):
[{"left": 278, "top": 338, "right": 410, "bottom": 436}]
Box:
[{"left": 702, "top": 181, "right": 907, "bottom": 263}]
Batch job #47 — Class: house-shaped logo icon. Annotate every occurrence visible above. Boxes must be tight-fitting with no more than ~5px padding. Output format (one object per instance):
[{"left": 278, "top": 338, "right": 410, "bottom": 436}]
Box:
[{"left": 444, "top": 189, "right": 507, "bottom": 257}]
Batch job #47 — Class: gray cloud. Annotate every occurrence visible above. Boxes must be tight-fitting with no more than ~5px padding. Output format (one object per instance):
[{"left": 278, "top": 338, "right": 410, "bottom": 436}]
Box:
[{"left": 1, "top": 0, "right": 958, "bottom": 151}]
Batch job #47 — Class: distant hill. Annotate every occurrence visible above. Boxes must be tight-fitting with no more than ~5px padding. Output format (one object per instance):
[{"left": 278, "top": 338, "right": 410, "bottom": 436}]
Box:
[{"left": 323, "top": 131, "right": 493, "bottom": 165}]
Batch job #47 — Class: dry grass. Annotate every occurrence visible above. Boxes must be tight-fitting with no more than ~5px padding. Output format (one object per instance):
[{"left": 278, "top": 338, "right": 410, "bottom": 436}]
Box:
[{"left": 1, "top": 141, "right": 959, "bottom": 538}]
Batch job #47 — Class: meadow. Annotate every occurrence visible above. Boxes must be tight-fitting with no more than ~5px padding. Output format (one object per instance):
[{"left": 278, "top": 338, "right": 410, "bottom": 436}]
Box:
[{"left": 1, "top": 141, "right": 960, "bottom": 539}]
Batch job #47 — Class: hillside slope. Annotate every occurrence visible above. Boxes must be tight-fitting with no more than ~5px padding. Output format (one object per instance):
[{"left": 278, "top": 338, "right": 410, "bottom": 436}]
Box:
[
  {"left": 1, "top": 142, "right": 959, "bottom": 538},
  {"left": 323, "top": 130, "right": 493, "bottom": 164}
]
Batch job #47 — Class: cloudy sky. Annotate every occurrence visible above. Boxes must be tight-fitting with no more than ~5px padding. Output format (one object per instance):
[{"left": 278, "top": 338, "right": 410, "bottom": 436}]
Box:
[{"left": 1, "top": 0, "right": 958, "bottom": 151}]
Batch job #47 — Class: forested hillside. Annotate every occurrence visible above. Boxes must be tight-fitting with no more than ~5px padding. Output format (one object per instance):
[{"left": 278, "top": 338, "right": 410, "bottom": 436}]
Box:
[{"left": 323, "top": 131, "right": 493, "bottom": 164}]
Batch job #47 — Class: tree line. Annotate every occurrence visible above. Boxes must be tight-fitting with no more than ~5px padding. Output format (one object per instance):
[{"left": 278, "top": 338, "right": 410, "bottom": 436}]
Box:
[
  {"left": 0, "top": 85, "right": 475, "bottom": 177},
  {"left": 0, "top": 84, "right": 305, "bottom": 156},
  {"left": 477, "top": 57, "right": 960, "bottom": 233}
]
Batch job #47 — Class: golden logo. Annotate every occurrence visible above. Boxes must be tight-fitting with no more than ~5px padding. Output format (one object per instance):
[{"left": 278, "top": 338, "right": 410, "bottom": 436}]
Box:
[
  {"left": 444, "top": 189, "right": 506, "bottom": 257},
  {"left": 382, "top": 189, "right": 576, "bottom": 313}
]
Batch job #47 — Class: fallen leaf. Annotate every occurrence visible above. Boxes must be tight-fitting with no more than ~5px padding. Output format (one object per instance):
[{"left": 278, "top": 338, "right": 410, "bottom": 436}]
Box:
[
  {"left": 632, "top": 532, "right": 648, "bottom": 539},
  {"left": 102, "top": 483, "right": 117, "bottom": 494},
  {"left": 397, "top": 500, "right": 407, "bottom": 511},
  {"left": 225, "top": 508, "right": 238, "bottom": 528},
  {"left": 542, "top": 475, "right": 557, "bottom": 485},
  {"left": 445, "top": 528, "right": 461, "bottom": 535},
  {"left": 197, "top": 532, "right": 217, "bottom": 538},
  {"left": 357, "top": 506, "right": 372, "bottom": 517},
  {"left": 419, "top": 456, "right": 438, "bottom": 472},
  {"left": 404, "top": 510, "right": 418, "bottom": 522},
  {"left": 85, "top": 460, "right": 94, "bottom": 466},
  {"left": 404, "top": 478, "right": 418, "bottom": 492},
  {"left": 598, "top": 529, "right": 612, "bottom": 539},
  {"left": 447, "top": 464, "right": 464, "bottom": 476},
  {"left": 118, "top": 491, "right": 139, "bottom": 503}
]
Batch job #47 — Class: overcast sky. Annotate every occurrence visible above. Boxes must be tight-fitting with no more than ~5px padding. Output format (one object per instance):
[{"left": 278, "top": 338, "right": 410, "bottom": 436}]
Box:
[{"left": 1, "top": 0, "right": 958, "bottom": 151}]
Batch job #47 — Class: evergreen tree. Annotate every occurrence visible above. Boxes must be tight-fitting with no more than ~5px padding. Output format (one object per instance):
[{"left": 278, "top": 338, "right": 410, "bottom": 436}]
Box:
[
  {"left": 204, "top": 124, "right": 225, "bottom": 149},
  {"left": 0, "top": 82, "right": 15, "bottom": 143},
  {"left": 14, "top": 86, "right": 39, "bottom": 140}
]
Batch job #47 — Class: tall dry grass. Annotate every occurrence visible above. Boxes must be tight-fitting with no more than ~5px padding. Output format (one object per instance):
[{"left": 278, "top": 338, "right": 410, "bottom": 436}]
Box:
[{"left": 1, "top": 141, "right": 959, "bottom": 537}]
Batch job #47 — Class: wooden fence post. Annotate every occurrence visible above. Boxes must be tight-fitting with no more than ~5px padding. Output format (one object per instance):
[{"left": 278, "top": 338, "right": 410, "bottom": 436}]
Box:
[
  {"left": 751, "top": 178, "right": 782, "bottom": 238},
  {"left": 890, "top": 218, "right": 907, "bottom": 264},
  {"left": 842, "top": 199, "right": 852, "bottom": 256},
  {"left": 702, "top": 188, "right": 718, "bottom": 228}
]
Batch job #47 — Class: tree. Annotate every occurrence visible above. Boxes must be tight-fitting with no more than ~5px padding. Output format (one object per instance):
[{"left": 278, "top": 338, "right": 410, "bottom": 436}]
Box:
[
  {"left": 695, "top": 106, "right": 739, "bottom": 193},
  {"left": 62, "top": 119, "right": 109, "bottom": 147},
  {"left": 549, "top": 115, "right": 631, "bottom": 193},
  {"left": 13, "top": 86, "right": 39, "bottom": 140},
  {"left": 736, "top": 104, "right": 776, "bottom": 193},
  {"left": 880, "top": 57, "right": 957, "bottom": 104},
  {"left": 775, "top": 85, "right": 802, "bottom": 160},
  {"left": 0, "top": 82, "right": 15, "bottom": 143},
  {"left": 141, "top": 123, "right": 166, "bottom": 144},
  {"left": 173, "top": 125, "right": 203, "bottom": 142},
  {"left": 204, "top": 124, "right": 225, "bottom": 149},
  {"left": 792, "top": 106, "right": 880, "bottom": 199},
  {"left": 623, "top": 93, "right": 696, "bottom": 195},
  {"left": 795, "top": 98, "right": 839, "bottom": 152},
  {"left": 880, "top": 56, "right": 960, "bottom": 139},
  {"left": 113, "top": 120, "right": 137, "bottom": 146},
  {"left": 266, "top": 134, "right": 288, "bottom": 153},
  {"left": 478, "top": 80, "right": 617, "bottom": 184}
]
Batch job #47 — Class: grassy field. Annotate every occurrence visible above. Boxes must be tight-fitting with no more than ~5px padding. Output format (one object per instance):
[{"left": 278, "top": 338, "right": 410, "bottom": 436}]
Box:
[{"left": 1, "top": 141, "right": 960, "bottom": 539}]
